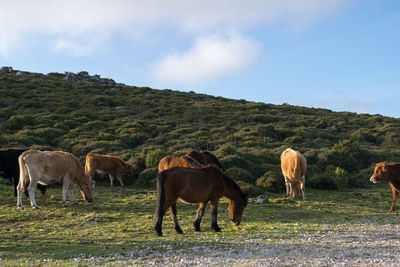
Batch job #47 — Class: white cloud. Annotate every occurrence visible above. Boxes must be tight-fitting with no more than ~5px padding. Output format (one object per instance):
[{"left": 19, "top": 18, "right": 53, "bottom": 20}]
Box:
[
  {"left": 150, "top": 32, "right": 261, "bottom": 85},
  {"left": 0, "top": 0, "right": 347, "bottom": 56}
]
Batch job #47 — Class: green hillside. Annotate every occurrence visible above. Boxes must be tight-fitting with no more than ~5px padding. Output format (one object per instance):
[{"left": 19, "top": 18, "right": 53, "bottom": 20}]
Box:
[{"left": 1, "top": 69, "right": 400, "bottom": 192}]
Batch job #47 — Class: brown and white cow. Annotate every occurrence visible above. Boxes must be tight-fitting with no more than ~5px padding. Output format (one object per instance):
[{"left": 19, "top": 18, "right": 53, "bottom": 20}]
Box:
[
  {"left": 17, "top": 150, "right": 95, "bottom": 209},
  {"left": 370, "top": 162, "right": 400, "bottom": 212},
  {"left": 280, "top": 148, "right": 307, "bottom": 200},
  {"left": 85, "top": 153, "right": 134, "bottom": 187}
]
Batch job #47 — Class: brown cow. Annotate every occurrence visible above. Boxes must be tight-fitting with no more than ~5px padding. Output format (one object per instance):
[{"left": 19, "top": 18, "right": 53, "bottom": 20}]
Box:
[
  {"left": 370, "top": 162, "right": 400, "bottom": 212},
  {"left": 85, "top": 153, "right": 134, "bottom": 187},
  {"left": 17, "top": 150, "right": 95, "bottom": 209},
  {"left": 280, "top": 148, "right": 307, "bottom": 200}
]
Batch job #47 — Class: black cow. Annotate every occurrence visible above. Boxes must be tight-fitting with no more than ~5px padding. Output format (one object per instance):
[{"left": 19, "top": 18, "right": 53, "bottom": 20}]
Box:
[{"left": 0, "top": 148, "right": 47, "bottom": 196}]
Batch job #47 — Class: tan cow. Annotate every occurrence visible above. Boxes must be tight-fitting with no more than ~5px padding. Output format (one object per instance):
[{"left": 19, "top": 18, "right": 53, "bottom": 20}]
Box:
[
  {"left": 280, "top": 148, "right": 307, "bottom": 200},
  {"left": 17, "top": 150, "right": 95, "bottom": 209},
  {"left": 85, "top": 153, "right": 134, "bottom": 187},
  {"left": 370, "top": 162, "right": 400, "bottom": 212}
]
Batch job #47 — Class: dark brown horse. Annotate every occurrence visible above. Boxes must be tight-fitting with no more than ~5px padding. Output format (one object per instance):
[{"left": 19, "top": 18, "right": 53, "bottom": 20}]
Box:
[
  {"left": 158, "top": 155, "right": 203, "bottom": 172},
  {"left": 186, "top": 150, "right": 225, "bottom": 171},
  {"left": 154, "top": 166, "right": 247, "bottom": 236}
]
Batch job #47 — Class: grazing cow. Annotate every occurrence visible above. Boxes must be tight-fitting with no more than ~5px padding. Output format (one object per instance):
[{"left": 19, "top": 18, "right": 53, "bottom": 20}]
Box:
[
  {"left": 280, "top": 148, "right": 307, "bottom": 200},
  {"left": 158, "top": 155, "right": 203, "bottom": 172},
  {"left": 370, "top": 162, "right": 400, "bottom": 212},
  {"left": 17, "top": 150, "right": 94, "bottom": 209},
  {"left": 85, "top": 153, "right": 134, "bottom": 186},
  {"left": 0, "top": 148, "right": 46, "bottom": 196},
  {"left": 186, "top": 150, "right": 225, "bottom": 171}
]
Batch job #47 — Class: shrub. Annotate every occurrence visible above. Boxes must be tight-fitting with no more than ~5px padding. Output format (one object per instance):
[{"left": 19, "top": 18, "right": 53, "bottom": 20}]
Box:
[
  {"left": 135, "top": 167, "right": 157, "bottom": 188},
  {"left": 145, "top": 149, "right": 166, "bottom": 168},
  {"left": 308, "top": 174, "right": 338, "bottom": 190},
  {"left": 235, "top": 180, "right": 265, "bottom": 197},
  {"left": 256, "top": 171, "right": 285, "bottom": 193},
  {"left": 226, "top": 167, "right": 254, "bottom": 183}
]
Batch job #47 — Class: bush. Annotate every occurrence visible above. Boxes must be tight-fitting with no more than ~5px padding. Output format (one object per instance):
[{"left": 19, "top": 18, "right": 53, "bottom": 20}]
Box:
[
  {"left": 235, "top": 180, "right": 265, "bottom": 197},
  {"left": 145, "top": 149, "right": 166, "bottom": 168},
  {"left": 135, "top": 167, "right": 157, "bottom": 188},
  {"left": 226, "top": 167, "right": 254, "bottom": 183},
  {"left": 256, "top": 171, "right": 285, "bottom": 193},
  {"left": 308, "top": 174, "right": 339, "bottom": 190}
]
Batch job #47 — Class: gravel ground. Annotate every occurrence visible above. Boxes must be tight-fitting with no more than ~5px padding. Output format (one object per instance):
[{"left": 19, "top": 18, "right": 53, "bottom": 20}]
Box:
[{"left": 57, "top": 217, "right": 400, "bottom": 266}]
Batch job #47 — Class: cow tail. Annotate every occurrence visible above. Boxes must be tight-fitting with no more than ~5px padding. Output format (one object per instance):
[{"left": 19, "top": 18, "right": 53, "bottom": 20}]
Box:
[
  {"left": 18, "top": 152, "right": 28, "bottom": 192},
  {"left": 155, "top": 171, "right": 166, "bottom": 219}
]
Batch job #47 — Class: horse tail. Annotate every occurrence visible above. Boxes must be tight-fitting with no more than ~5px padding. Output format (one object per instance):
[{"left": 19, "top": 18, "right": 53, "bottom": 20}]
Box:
[
  {"left": 18, "top": 151, "right": 29, "bottom": 193},
  {"left": 155, "top": 171, "right": 167, "bottom": 218}
]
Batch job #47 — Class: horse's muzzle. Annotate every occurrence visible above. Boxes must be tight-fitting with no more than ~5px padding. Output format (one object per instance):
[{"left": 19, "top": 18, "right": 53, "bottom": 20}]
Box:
[{"left": 370, "top": 176, "right": 377, "bottom": 183}]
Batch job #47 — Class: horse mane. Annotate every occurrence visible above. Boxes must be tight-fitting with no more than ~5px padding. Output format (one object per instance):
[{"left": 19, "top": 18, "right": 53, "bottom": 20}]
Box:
[
  {"left": 182, "top": 155, "right": 203, "bottom": 168},
  {"left": 209, "top": 166, "right": 246, "bottom": 198}
]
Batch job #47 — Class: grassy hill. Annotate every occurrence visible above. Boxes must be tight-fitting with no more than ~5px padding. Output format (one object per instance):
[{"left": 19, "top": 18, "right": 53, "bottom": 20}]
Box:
[{"left": 1, "top": 69, "right": 400, "bottom": 192}]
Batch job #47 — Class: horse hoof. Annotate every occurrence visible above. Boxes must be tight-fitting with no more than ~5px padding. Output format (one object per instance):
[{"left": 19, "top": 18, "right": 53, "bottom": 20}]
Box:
[
  {"left": 213, "top": 227, "right": 221, "bottom": 232},
  {"left": 157, "top": 232, "right": 163, "bottom": 237},
  {"left": 32, "top": 206, "right": 39, "bottom": 209},
  {"left": 17, "top": 206, "right": 23, "bottom": 209}
]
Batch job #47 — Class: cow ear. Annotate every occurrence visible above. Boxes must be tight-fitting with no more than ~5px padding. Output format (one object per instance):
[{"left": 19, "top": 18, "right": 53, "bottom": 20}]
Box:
[{"left": 382, "top": 163, "right": 388, "bottom": 172}]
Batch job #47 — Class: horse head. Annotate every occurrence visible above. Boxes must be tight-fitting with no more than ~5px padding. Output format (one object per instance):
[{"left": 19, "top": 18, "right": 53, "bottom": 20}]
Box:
[{"left": 228, "top": 192, "right": 248, "bottom": 226}]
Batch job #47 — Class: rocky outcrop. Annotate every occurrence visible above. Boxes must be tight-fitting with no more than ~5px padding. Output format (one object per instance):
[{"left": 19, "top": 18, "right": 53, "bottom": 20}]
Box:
[
  {"left": 63, "top": 71, "right": 115, "bottom": 85},
  {"left": 0, "top": 66, "right": 13, "bottom": 73}
]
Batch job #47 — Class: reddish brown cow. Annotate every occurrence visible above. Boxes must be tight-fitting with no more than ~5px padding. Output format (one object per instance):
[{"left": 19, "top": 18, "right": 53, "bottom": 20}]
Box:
[
  {"left": 370, "top": 162, "right": 400, "bottom": 212},
  {"left": 85, "top": 153, "right": 134, "bottom": 187}
]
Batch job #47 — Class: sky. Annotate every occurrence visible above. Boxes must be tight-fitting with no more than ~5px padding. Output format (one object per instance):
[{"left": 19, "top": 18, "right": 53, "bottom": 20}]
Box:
[{"left": 1, "top": 0, "right": 399, "bottom": 118}]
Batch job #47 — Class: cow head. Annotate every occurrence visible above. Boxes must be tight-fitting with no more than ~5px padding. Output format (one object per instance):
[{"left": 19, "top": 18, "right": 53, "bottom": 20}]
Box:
[
  {"left": 125, "top": 163, "right": 134, "bottom": 176},
  {"left": 80, "top": 179, "right": 95, "bottom": 203},
  {"left": 370, "top": 162, "right": 389, "bottom": 183},
  {"left": 290, "top": 180, "right": 302, "bottom": 198}
]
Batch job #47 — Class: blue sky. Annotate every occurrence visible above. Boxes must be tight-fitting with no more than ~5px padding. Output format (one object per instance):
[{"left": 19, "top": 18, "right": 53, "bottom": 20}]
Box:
[{"left": 1, "top": 0, "right": 399, "bottom": 117}]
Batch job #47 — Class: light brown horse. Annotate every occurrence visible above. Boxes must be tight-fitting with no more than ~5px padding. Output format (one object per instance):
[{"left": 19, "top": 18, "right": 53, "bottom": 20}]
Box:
[
  {"left": 186, "top": 150, "right": 225, "bottom": 171},
  {"left": 154, "top": 166, "right": 248, "bottom": 236},
  {"left": 158, "top": 155, "right": 203, "bottom": 172}
]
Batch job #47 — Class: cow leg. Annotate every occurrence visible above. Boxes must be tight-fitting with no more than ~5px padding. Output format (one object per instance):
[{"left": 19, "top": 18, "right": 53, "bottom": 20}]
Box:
[
  {"left": 68, "top": 184, "right": 77, "bottom": 205},
  {"left": 117, "top": 175, "right": 125, "bottom": 187},
  {"left": 16, "top": 180, "right": 24, "bottom": 209},
  {"left": 300, "top": 177, "right": 307, "bottom": 200},
  {"left": 284, "top": 176, "right": 290, "bottom": 198},
  {"left": 210, "top": 200, "right": 221, "bottom": 232},
  {"left": 389, "top": 183, "right": 399, "bottom": 212},
  {"left": 193, "top": 202, "right": 207, "bottom": 231},
  {"left": 27, "top": 180, "right": 39, "bottom": 209},
  {"left": 170, "top": 201, "right": 183, "bottom": 234},
  {"left": 109, "top": 174, "right": 115, "bottom": 187},
  {"left": 62, "top": 179, "right": 72, "bottom": 207}
]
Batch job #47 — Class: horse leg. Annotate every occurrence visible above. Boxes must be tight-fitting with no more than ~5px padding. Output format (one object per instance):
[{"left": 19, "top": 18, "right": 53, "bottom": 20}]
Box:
[
  {"left": 210, "top": 200, "right": 221, "bottom": 232},
  {"left": 170, "top": 201, "right": 183, "bottom": 234},
  {"left": 109, "top": 174, "right": 115, "bottom": 187},
  {"left": 193, "top": 202, "right": 207, "bottom": 231},
  {"left": 155, "top": 207, "right": 166, "bottom": 236}
]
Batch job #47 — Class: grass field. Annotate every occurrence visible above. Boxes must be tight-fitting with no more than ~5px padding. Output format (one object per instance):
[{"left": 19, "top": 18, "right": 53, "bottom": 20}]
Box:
[{"left": 0, "top": 181, "right": 399, "bottom": 266}]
